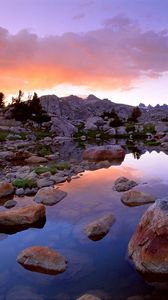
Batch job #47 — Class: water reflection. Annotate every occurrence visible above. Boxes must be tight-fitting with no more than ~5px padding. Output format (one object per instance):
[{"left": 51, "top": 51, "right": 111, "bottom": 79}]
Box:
[{"left": 0, "top": 151, "right": 167, "bottom": 299}]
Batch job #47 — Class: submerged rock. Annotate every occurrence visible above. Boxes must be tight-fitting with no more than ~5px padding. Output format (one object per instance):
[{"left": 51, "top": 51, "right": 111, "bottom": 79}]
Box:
[
  {"left": 128, "top": 198, "right": 168, "bottom": 281},
  {"left": 83, "top": 145, "right": 125, "bottom": 161},
  {"left": 0, "top": 182, "right": 14, "bottom": 198},
  {"left": 85, "top": 214, "right": 115, "bottom": 241},
  {"left": 121, "top": 190, "right": 156, "bottom": 206},
  {"left": 6, "top": 286, "right": 44, "bottom": 300},
  {"left": 113, "top": 177, "right": 137, "bottom": 192},
  {"left": 17, "top": 246, "right": 68, "bottom": 275},
  {"left": 34, "top": 187, "right": 67, "bottom": 206},
  {"left": 0, "top": 204, "right": 45, "bottom": 233}
]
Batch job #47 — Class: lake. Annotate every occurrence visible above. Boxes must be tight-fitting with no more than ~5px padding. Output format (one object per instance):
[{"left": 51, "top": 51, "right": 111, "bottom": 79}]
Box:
[{"left": 0, "top": 151, "right": 168, "bottom": 300}]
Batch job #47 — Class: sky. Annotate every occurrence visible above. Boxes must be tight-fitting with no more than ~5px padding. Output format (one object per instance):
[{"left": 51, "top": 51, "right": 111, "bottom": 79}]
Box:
[{"left": 0, "top": 0, "right": 168, "bottom": 105}]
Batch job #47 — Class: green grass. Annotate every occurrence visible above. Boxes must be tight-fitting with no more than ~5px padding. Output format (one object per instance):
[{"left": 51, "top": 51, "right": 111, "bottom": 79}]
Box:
[
  {"left": 35, "top": 145, "right": 52, "bottom": 157},
  {"left": 145, "top": 140, "right": 160, "bottom": 146},
  {"left": 13, "top": 178, "right": 37, "bottom": 189},
  {"left": 0, "top": 130, "right": 9, "bottom": 142},
  {"left": 33, "top": 162, "right": 70, "bottom": 175},
  {"left": 55, "top": 161, "right": 70, "bottom": 170},
  {"left": 34, "top": 130, "right": 52, "bottom": 140},
  {"left": 34, "top": 165, "right": 57, "bottom": 175}
]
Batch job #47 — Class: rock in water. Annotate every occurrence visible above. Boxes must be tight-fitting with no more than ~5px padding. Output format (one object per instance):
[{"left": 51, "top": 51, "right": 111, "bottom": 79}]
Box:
[
  {"left": 85, "top": 214, "right": 115, "bottom": 241},
  {"left": 76, "top": 294, "right": 101, "bottom": 300},
  {"left": 83, "top": 145, "right": 125, "bottom": 161},
  {"left": 4, "top": 199, "right": 17, "bottom": 209},
  {"left": 17, "top": 246, "right": 67, "bottom": 275},
  {"left": 128, "top": 198, "right": 168, "bottom": 281},
  {"left": 0, "top": 204, "right": 45, "bottom": 232},
  {"left": 121, "top": 190, "right": 156, "bottom": 206},
  {"left": 34, "top": 187, "right": 67, "bottom": 206},
  {"left": 113, "top": 177, "right": 137, "bottom": 192},
  {"left": 0, "top": 182, "right": 14, "bottom": 198}
]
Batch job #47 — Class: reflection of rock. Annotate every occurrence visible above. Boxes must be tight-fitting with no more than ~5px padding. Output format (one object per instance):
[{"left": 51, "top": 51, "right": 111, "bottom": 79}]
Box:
[
  {"left": 121, "top": 190, "right": 156, "bottom": 207},
  {"left": 83, "top": 145, "right": 125, "bottom": 161},
  {"left": 6, "top": 285, "right": 44, "bottom": 300},
  {"left": 85, "top": 214, "right": 115, "bottom": 241},
  {"left": 0, "top": 182, "right": 14, "bottom": 198},
  {"left": 113, "top": 177, "right": 137, "bottom": 192},
  {"left": 76, "top": 294, "right": 101, "bottom": 300},
  {"left": 34, "top": 187, "right": 67, "bottom": 206},
  {"left": 17, "top": 246, "right": 68, "bottom": 275},
  {"left": 128, "top": 198, "right": 168, "bottom": 281},
  {"left": 0, "top": 204, "right": 45, "bottom": 234}
]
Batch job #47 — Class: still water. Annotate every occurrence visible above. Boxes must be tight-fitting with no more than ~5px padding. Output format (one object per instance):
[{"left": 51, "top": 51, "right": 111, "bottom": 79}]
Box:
[{"left": 0, "top": 151, "right": 168, "bottom": 300}]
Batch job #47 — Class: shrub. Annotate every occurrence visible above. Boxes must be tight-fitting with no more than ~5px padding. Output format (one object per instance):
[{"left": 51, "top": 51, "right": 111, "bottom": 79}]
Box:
[
  {"left": 126, "top": 123, "right": 135, "bottom": 133},
  {"left": 143, "top": 123, "right": 156, "bottom": 134},
  {"left": 0, "top": 130, "right": 9, "bottom": 141},
  {"left": 13, "top": 178, "right": 37, "bottom": 189}
]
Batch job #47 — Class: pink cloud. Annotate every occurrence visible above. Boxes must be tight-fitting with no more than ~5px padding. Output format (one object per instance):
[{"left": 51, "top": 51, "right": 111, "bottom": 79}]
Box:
[{"left": 0, "top": 15, "right": 168, "bottom": 94}]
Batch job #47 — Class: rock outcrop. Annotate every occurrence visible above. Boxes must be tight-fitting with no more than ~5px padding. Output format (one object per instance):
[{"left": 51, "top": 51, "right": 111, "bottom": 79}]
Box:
[
  {"left": 34, "top": 187, "right": 67, "bottom": 206},
  {"left": 85, "top": 214, "right": 115, "bottom": 241},
  {"left": 17, "top": 246, "right": 67, "bottom": 275},
  {"left": 0, "top": 182, "right": 14, "bottom": 198},
  {"left": 128, "top": 198, "right": 168, "bottom": 281},
  {"left": 0, "top": 204, "right": 45, "bottom": 233},
  {"left": 113, "top": 177, "right": 137, "bottom": 192},
  {"left": 121, "top": 190, "right": 156, "bottom": 206}
]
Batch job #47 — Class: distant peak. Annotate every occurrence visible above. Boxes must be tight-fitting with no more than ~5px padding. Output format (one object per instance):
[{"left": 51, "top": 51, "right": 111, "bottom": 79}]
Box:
[{"left": 86, "top": 94, "right": 100, "bottom": 101}]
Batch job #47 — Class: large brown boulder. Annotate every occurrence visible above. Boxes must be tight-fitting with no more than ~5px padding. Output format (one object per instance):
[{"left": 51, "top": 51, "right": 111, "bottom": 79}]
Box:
[
  {"left": 83, "top": 145, "right": 125, "bottom": 161},
  {"left": 128, "top": 198, "right": 168, "bottom": 281},
  {"left": 17, "top": 246, "right": 68, "bottom": 275},
  {"left": 0, "top": 204, "right": 45, "bottom": 233},
  {"left": 0, "top": 182, "right": 14, "bottom": 198},
  {"left": 85, "top": 214, "right": 115, "bottom": 241},
  {"left": 34, "top": 187, "right": 67, "bottom": 206},
  {"left": 121, "top": 190, "right": 156, "bottom": 207}
]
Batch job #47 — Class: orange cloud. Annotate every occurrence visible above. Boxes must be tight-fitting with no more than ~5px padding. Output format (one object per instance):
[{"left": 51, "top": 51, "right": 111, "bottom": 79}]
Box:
[{"left": 0, "top": 16, "right": 168, "bottom": 95}]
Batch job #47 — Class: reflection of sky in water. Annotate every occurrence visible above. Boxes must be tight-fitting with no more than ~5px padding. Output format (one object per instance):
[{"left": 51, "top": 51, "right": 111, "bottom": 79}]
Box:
[
  {"left": 0, "top": 151, "right": 167, "bottom": 299},
  {"left": 121, "top": 151, "right": 168, "bottom": 184}
]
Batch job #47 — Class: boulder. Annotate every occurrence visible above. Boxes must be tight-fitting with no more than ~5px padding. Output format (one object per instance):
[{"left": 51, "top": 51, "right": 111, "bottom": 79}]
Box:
[
  {"left": 83, "top": 145, "right": 125, "bottom": 161},
  {"left": 17, "top": 246, "right": 67, "bottom": 275},
  {"left": 85, "top": 214, "right": 115, "bottom": 241},
  {"left": 121, "top": 190, "right": 156, "bottom": 206},
  {"left": 128, "top": 198, "right": 168, "bottom": 281},
  {"left": 4, "top": 200, "right": 17, "bottom": 209},
  {"left": 76, "top": 295, "right": 101, "bottom": 300},
  {"left": 37, "top": 178, "right": 54, "bottom": 188},
  {"left": 84, "top": 116, "right": 104, "bottom": 131},
  {"left": 0, "top": 204, "right": 45, "bottom": 232},
  {"left": 0, "top": 182, "right": 14, "bottom": 198},
  {"left": 0, "top": 151, "right": 14, "bottom": 160},
  {"left": 25, "top": 156, "right": 48, "bottom": 164},
  {"left": 113, "top": 177, "right": 137, "bottom": 192},
  {"left": 34, "top": 187, "right": 67, "bottom": 206}
]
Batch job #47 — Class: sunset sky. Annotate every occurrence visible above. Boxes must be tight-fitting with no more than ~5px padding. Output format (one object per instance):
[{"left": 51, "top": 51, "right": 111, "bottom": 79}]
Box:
[{"left": 0, "top": 0, "right": 168, "bottom": 105}]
